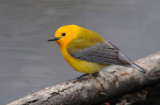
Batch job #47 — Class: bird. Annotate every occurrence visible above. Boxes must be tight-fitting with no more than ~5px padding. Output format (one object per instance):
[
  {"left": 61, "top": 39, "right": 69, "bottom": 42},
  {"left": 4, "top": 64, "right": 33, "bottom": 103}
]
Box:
[{"left": 48, "top": 25, "right": 146, "bottom": 74}]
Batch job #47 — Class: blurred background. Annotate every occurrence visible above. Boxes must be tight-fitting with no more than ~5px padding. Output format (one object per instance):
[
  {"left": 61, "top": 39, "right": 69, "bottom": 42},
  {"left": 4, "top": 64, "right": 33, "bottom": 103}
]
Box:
[{"left": 0, "top": 0, "right": 160, "bottom": 104}]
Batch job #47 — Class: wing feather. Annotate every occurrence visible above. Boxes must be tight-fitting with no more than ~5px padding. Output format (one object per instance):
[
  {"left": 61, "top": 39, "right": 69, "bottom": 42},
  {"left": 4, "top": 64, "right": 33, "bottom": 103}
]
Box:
[
  {"left": 67, "top": 38, "right": 146, "bottom": 73},
  {"left": 67, "top": 40, "right": 130, "bottom": 65}
]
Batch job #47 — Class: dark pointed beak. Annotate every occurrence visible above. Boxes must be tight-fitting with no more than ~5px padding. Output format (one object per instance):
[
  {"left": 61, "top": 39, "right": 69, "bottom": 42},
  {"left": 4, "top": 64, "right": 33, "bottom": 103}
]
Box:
[{"left": 47, "top": 37, "right": 60, "bottom": 42}]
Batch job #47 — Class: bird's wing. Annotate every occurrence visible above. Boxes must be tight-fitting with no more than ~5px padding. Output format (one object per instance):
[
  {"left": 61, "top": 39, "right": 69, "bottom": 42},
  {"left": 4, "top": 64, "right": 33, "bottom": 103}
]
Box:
[{"left": 67, "top": 40, "right": 130, "bottom": 65}]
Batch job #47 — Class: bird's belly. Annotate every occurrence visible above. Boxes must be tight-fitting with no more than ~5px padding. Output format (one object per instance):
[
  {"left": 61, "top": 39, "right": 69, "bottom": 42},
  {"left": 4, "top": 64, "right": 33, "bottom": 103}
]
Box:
[
  {"left": 61, "top": 48, "right": 108, "bottom": 73},
  {"left": 70, "top": 60, "right": 107, "bottom": 73}
]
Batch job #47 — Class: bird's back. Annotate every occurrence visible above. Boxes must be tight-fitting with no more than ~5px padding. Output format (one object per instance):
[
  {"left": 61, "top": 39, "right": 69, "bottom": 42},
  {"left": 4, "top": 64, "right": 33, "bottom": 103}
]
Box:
[{"left": 67, "top": 26, "right": 106, "bottom": 54}]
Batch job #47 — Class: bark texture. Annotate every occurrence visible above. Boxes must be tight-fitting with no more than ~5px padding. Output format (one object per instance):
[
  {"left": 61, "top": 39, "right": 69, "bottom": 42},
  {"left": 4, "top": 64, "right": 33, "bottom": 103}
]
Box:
[{"left": 8, "top": 52, "right": 160, "bottom": 105}]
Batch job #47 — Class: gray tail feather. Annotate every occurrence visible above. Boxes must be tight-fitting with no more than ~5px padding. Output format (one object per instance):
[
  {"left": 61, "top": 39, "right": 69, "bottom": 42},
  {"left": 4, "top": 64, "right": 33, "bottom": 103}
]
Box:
[
  {"left": 118, "top": 52, "right": 146, "bottom": 73},
  {"left": 130, "top": 62, "right": 146, "bottom": 73}
]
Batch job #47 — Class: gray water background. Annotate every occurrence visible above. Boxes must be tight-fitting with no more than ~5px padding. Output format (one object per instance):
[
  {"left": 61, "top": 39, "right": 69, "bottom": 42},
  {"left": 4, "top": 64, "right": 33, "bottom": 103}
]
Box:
[{"left": 0, "top": 0, "right": 160, "bottom": 104}]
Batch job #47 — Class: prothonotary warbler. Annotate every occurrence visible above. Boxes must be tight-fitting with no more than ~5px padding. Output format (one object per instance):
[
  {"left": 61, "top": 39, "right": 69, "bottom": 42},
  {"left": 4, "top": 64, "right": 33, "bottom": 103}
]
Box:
[{"left": 48, "top": 25, "right": 146, "bottom": 74}]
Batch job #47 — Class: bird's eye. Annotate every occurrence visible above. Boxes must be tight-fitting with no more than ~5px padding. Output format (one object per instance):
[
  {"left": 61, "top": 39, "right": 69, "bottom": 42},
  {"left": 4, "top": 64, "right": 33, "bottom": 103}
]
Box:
[{"left": 62, "top": 33, "right": 66, "bottom": 36}]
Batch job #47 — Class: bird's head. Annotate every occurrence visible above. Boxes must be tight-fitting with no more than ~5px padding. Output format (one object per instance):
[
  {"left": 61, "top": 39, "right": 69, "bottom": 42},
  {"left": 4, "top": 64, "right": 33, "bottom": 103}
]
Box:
[{"left": 48, "top": 25, "right": 79, "bottom": 48}]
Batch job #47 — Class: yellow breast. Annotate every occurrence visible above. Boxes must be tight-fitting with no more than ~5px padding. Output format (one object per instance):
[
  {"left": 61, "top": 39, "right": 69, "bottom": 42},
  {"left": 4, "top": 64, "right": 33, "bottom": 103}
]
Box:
[{"left": 60, "top": 47, "right": 107, "bottom": 73}]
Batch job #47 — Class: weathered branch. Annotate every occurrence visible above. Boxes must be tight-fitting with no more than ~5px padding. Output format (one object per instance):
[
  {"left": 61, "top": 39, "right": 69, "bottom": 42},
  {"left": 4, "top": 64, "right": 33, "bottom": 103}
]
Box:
[{"left": 8, "top": 52, "right": 160, "bottom": 105}]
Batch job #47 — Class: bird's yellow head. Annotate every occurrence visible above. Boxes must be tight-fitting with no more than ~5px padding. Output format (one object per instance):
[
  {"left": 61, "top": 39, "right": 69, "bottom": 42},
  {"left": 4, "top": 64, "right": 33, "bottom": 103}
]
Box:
[{"left": 48, "top": 25, "right": 79, "bottom": 48}]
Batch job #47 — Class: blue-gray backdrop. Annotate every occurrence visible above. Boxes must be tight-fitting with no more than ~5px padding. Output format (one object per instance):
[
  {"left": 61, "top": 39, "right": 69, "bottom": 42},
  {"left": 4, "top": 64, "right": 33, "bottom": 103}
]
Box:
[{"left": 0, "top": 0, "right": 160, "bottom": 104}]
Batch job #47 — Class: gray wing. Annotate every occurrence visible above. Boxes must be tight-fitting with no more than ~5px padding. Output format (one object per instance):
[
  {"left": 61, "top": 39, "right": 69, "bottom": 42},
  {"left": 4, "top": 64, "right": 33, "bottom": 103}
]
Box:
[{"left": 67, "top": 42, "right": 130, "bottom": 65}]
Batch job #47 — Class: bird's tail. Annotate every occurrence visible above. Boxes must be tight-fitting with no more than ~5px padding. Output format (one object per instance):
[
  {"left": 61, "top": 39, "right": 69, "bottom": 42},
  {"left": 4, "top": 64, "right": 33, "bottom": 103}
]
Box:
[
  {"left": 130, "top": 62, "right": 146, "bottom": 73},
  {"left": 118, "top": 52, "right": 146, "bottom": 73}
]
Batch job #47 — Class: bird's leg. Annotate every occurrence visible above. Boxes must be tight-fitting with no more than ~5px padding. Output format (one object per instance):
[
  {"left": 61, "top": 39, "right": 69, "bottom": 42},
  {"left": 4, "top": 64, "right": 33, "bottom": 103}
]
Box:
[
  {"left": 91, "top": 71, "right": 99, "bottom": 77},
  {"left": 76, "top": 72, "right": 99, "bottom": 80},
  {"left": 76, "top": 73, "right": 90, "bottom": 80}
]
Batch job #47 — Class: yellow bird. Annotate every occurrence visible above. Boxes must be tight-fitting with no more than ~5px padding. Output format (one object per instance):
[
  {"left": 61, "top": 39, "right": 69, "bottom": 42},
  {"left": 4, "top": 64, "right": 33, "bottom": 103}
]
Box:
[{"left": 48, "top": 25, "right": 146, "bottom": 74}]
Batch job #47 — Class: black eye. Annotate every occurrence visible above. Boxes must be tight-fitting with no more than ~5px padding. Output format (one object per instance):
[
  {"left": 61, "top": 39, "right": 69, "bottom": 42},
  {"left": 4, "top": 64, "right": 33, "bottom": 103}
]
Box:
[{"left": 62, "top": 33, "right": 66, "bottom": 36}]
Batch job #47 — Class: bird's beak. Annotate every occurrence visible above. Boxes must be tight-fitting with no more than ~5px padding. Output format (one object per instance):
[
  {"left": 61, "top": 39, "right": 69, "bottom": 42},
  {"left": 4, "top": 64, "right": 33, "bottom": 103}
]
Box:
[{"left": 47, "top": 37, "right": 60, "bottom": 42}]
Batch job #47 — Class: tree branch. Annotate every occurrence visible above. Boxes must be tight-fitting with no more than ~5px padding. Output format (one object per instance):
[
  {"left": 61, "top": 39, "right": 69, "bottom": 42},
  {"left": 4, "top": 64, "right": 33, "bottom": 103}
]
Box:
[{"left": 8, "top": 52, "right": 160, "bottom": 105}]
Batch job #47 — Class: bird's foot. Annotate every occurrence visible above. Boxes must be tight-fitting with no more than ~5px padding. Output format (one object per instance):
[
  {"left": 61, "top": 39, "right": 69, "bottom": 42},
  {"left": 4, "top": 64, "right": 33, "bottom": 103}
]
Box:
[
  {"left": 76, "top": 72, "right": 99, "bottom": 81},
  {"left": 76, "top": 73, "right": 90, "bottom": 80},
  {"left": 91, "top": 72, "right": 99, "bottom": 77}
]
